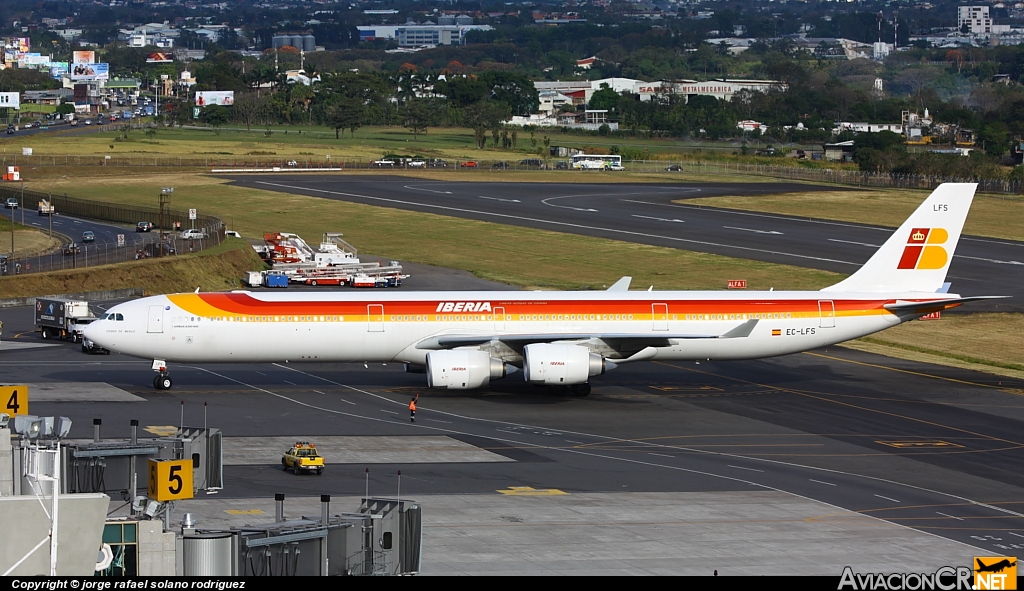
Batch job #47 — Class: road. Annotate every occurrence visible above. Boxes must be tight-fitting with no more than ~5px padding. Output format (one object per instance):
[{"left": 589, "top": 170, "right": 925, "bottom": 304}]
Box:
[{"left": 226, "top": 175, "right": 1024, "bottom": 312}]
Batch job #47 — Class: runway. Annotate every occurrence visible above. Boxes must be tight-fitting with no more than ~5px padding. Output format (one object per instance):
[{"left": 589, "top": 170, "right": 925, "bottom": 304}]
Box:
[{"left": 226, "top": 175, "right": 1024, "bottom": 312}]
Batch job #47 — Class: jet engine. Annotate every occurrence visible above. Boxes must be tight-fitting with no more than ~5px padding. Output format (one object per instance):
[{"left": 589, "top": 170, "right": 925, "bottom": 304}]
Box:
[
  {"left": 522, "top": 343, "right": 611, "bottom": 385},
  {"left": 426, "top": 350, "right": 511, "bottom": 390}
]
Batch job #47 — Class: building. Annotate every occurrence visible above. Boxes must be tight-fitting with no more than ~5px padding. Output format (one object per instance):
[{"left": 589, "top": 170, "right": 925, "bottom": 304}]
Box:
[
  {"left": 737, "top": 120, "right": 769, "bottom": 133},
  {"left": 272, "top": 33, "right": 316, "bottom": 52},
  {"left": 356, "top": 24, "right": 493, "bottom": 47},
  {"left": 538, "top": 90, "right": 572, "bottom": 114},
  {"left": 634, "top": 79, "right": 783, "bottom": 102},
  {"left": 834, "top": 122, "right": 904, "bottom": 134},
  {"left": 959, "top": 6, "right": 993, "bottom": 34},
  {"left": 824, "top": 140, "right": 856, "bottom": 162},
  {"left": 534, "top": 78, "right": 643, "bottom": 106}
]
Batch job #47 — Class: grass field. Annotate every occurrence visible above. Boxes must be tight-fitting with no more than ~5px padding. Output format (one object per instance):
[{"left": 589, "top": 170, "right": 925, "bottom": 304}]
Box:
[
  {"left": 678, "top": 189, "right": 1024, "bottom": 242},
  {"left": 848, "top": 313, "right": 1024, "bottom": 380},
  {"left": 0, "top": 238, "right": 264, "bottom": 299},
  {"left": 22, "top": 173, "right": 840, "bottom": 291},
  {"left": 3, "top": 125, "right": 836, "bottom": 165},
  {"left": 0, "top": 217, "right": 62, "bottom": 257}
]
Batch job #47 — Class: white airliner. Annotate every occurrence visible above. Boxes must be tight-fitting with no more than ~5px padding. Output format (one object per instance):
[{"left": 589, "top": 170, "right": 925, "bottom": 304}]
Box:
[{"left": 84, "top": 183, "right": 1002, "bottom": 394}]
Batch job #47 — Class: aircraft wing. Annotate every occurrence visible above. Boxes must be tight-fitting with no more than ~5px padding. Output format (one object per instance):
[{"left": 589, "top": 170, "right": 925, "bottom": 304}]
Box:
[
  {"left": 883, "top": 296, "right": 1009, "bottom": 315},
  {"left": 416, "top": 319, "right": 759, "bottom": 351}
]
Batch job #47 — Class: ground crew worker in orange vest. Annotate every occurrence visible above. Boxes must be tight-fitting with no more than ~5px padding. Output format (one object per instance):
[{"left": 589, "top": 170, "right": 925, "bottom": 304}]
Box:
[{"left": 409, "top": 396, "right": 417, "bottom": 422}]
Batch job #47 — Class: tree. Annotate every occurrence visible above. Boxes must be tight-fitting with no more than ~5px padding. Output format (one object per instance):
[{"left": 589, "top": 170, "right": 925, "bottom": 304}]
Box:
[
  {"left": 199, "top": 105, "right": 229, "bottom": 128},
  {"left": 463, "top": 101, "right": 511, "bottom": 149},
  {"left": 481, "top": 71, "right": 539, "bottom": 116},
  {"left": 328, "top": 97, "right": 365, "bottom": 139},
  {"left": 233, "top": 94, "right": 269, "bottom": 131},
  {"left": 589, "top": 83, "right": 619, "bottom": 112},
  {"left": 290, "top": 84, "right": 316, "bottom": 127},
  {"left": 403, "top": 99, "right": 432, "bottom": 140},
  {"left": 978, "top": 122, "right": 1009, "bottom": 157}
]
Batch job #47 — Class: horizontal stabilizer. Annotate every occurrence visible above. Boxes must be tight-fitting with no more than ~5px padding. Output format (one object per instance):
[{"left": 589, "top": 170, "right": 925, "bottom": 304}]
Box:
[
  {"left": 607, "top": 277, "right": 632, "bottom": 291},
  {"left": 883, "top": 296, "right": 1009, "bottom": 314}
]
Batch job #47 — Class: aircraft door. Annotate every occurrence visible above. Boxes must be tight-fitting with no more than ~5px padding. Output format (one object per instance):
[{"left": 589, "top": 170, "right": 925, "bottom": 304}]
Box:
[
  {"left": 494, "top": 307, "right": 505, "bottom": 332},
  {"left": 147, "top": 305, "right": 164, "bottom": 333},
  {"left": 818, "top": 300, "right": 836, "bottom": 328},
  {"left": 367, "top": 304, "right": 384, "bottom": 332},
  {"left": 652, "top": 303, "right": 669, "bottom": 331}
]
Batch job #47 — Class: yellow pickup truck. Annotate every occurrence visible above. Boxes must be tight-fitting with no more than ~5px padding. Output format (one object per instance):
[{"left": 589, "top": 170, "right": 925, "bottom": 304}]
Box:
[{"left": 282, "top": 442, "right": 324, "bottom": 475}]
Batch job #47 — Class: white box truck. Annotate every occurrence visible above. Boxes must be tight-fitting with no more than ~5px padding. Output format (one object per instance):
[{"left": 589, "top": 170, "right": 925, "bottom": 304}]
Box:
[{"left": 35, "top": 298, "right": 95, "bottom": 342}]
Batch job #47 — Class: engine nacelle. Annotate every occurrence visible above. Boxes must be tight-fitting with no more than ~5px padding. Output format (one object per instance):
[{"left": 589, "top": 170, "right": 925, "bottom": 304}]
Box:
[
  {"left": 426, "top": 350, "right": 509, "bottom": 390},
  {"left": 523, "top": 343, "right": 610, "bottom": 386}
]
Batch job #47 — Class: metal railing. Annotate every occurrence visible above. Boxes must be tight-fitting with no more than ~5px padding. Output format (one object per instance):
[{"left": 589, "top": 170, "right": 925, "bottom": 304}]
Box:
[{"left": 0, "top": 185, "right": 223, "bottom": 277}]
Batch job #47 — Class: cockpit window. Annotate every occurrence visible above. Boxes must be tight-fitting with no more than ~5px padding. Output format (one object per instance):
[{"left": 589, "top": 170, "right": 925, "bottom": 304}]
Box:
[
  {"left": 100, "top": 313, "right": 110, "bottom": 320},
  {"left": 115, "top": 313, "right": 124, "bottom": 321}
]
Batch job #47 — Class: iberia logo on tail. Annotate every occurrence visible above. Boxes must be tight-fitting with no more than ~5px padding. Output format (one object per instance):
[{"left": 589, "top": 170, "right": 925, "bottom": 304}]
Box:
[{"left": 897, "top": 227, "right": 949, "bottom": 270}]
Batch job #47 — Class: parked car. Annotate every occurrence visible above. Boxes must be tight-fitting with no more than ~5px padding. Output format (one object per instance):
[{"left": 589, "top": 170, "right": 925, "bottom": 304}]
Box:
[
  {"left": 62, "top": 243, "right": 80, "bottom": 256},
  {"left": 665, "top": 164, "right": 682, "bottom": 171},
  {"left": 4, "top": 198, "right": 18, "bottom": 209},
  {"left": 427, "top": 158, "right": 448, "bottom": 168},
  {"left": 607, "top": 164, "right": 626, "bottom": 171},
  {"left": 492, "top": 161, "right": 510, "bottom": 169},
  {"left": 84, "top": 119, "right": 92, "bottom": 126},
  {"left": 81, "top": 231, "right": 95, "bottom": 243},
  {"left": 180, "top": 228, "right": 207, "bottom": 240},
  {"left": 555, "top": 161, "right": 569, "bottom": 170},
  {"left": 519, "top": 158, "right": 546, "bottom": 169},
  {"left": 460, "top": 161, "right": 478, "bottom": 168},
  {"left": 5, "top": 124, "right": 14, "bottom": 134},
  {"left": 371, "top": 159, "right": 396, "bottom": 167},
  {"left": 408, "top": 159, "right": 426, "bottom": 168},
  {"left": 136, "top": 221, "right": 153, "bottom": 232}
]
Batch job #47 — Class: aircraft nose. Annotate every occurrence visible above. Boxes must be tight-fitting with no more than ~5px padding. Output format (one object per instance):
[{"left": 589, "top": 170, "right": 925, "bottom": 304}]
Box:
[{"left": 82, "top": 321, "right": 100, "bottom": 343}]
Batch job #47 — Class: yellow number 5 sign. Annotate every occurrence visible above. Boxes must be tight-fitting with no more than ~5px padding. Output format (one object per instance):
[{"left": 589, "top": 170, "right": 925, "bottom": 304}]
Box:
[
  {"left": 1, "top": 385, "right": 28, "bottom": 416},
  {"left": 147, "top": 458, "right": 194, "bottom": 502}
]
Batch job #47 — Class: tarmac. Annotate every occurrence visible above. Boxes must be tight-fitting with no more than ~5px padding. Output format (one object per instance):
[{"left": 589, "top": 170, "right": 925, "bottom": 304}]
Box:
[
  {"left": 134, "top": 491, "right": 981, "bottom": 576},
  {"left": 3, "top": 208, "right": 1023, "bottom": 574}
]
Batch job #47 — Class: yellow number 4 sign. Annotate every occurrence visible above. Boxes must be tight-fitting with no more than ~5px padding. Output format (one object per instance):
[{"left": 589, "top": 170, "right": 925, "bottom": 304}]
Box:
[
  {"left": 1, "top": 385, "right": 28, "bottom": 416},
  {"left": 147, "top": 458, "right": 194, "bottom": 502}
]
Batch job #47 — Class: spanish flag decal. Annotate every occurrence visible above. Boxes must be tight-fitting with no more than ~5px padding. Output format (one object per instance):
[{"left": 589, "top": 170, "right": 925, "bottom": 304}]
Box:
[
  {"left": 897, "top": 228, "right": 949, "bottom": 270},
  {"left": 771, "top": 329, "right": 782, "bottom": 336}
]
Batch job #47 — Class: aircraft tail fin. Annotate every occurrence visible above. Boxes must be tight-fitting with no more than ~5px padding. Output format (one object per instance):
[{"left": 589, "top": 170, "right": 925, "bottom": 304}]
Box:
[{"left": 821, "top": 183, "right": 976, "bottom": 294}]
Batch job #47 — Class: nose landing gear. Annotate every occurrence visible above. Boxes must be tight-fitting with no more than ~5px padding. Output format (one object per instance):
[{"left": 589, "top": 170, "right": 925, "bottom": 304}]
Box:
[{"left": 152, "top": 359, "right": 173, "bottom": 390}]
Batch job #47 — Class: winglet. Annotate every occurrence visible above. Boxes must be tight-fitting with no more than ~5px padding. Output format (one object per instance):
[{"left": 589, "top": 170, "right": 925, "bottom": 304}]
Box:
[{"left": 607, "top": 277, "right": 631, "bottom": 291}]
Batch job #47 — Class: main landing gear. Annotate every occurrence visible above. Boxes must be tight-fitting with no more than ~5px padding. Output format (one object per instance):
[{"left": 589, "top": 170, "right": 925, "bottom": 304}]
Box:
[
  {"left": 152, "top": 359, "right": 172, "bottom": 390},
  {"left": 569, "top": 383, "right": 592, "bottom": 397}
]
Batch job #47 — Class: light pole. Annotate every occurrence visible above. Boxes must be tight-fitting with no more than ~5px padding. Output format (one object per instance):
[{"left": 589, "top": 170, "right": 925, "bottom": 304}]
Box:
[
  {"left": 48, "top": 176, "right": 66, "bottom": 238},
  {"left": 159, "top": 187, "right": 173, "bottom": 257},
  {"left": 9, "top": 189, "right": 15, "bottom": 259}
]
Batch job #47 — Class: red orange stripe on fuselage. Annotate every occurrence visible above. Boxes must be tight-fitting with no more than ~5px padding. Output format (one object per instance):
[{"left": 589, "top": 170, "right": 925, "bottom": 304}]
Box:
[{"left": 164, "top": 293, "right": 955, "bottom": 322}]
